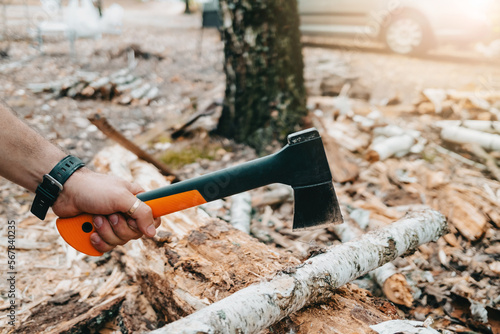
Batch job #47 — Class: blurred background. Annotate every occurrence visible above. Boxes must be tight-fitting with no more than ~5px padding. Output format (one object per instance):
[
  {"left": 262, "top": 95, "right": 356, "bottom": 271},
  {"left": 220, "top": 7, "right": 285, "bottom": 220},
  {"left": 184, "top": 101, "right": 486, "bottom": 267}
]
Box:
[{"left": 1, "top": 1, "right": 500, "bottom": 333}]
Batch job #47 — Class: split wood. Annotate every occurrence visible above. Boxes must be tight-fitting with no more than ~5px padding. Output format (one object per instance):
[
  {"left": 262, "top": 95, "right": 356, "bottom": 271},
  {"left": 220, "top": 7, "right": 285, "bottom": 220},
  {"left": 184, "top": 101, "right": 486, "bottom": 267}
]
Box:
[{"left": 152, "top": 209, "right": 448, "bottom": 334}]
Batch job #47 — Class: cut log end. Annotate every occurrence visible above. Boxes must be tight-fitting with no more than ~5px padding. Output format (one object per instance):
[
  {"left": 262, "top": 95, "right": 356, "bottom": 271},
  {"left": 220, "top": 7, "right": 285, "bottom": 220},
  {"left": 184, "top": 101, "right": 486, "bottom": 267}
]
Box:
[
  {"left": 366, "top": 150, "right": 381, "bottom": 163},
  {"left": 382, "top": 273, "right": 414, "bottom": 307}
]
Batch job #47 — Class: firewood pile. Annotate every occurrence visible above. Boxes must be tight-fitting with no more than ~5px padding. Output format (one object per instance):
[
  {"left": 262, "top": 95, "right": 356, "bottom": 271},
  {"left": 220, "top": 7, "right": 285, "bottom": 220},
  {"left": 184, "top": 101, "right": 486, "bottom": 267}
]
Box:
[
  {"left": 27, "top": 68, "right": 160, "bottom": 106},
  {"left": 1, "top": 88, "right": 500, "bottom": 333},
  {"left": 302, "top": 87, "right": 500, "bottom": 333}
]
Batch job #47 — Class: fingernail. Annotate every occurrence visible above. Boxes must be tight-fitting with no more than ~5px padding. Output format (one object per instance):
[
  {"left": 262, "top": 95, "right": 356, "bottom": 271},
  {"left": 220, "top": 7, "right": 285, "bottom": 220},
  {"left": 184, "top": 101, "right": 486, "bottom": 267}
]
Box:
[
  {"left": 94, "top": 216, "right": 103, "bottom": 229},
  {"left": 90, "top": 233, "right": 101, "bottom": 244},
  {"left": 109, "top": 214, "right": 119, "bottom": 226},
  {"left": 146, "top": 225, "right": 156, "bottom": 237}
]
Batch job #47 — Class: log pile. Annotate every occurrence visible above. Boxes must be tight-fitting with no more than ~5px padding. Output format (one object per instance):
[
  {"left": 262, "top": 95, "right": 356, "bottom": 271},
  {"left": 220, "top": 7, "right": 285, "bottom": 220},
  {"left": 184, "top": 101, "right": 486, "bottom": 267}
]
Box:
[
  {"left": 304, "top": 88, "right": 500, "bottom": 333},
  {"left": 27, "top": 68, "right": 160, "bottom": 105}
]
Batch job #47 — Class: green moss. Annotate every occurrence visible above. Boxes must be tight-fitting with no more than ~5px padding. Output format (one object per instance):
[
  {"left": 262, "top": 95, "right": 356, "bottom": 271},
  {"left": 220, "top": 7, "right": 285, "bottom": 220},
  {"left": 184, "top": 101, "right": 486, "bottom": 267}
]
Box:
[
  {"left": 159, "top": 143, "right": 222, "bottom": 169},
  {"left": 421, "top": 147, "right": 437, "bottom": 163},
  {"left": 156, "top": 135, "right": 172, "bottom": 144}
]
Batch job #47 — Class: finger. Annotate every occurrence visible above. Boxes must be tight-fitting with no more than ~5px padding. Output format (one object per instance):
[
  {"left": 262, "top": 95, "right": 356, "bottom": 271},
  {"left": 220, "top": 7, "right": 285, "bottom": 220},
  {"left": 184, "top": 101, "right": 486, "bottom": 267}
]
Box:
[
  {"left": 127, "top": 182, "right": 145, "bottom": 196},
  {"left": 90, "top": 232, "right": 114, "bottom": 253},
  {"left": 129, "top": 201, "right": 156, "bottom": 238},
  {"left": 126, "top": 218, "right": 143, "bottom": 239},
  {"left": 108, "top": 213, "right": 142, "bottom": 241},
  {"left": 93, "top": 215, "right": 127, "bottom": 246}
]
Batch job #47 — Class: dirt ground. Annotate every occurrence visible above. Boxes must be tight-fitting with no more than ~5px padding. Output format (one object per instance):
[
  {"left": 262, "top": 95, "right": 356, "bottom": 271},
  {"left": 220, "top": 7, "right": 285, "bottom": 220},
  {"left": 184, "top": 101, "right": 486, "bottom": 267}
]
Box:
[{"left": 1, "top": 1, "right": 500, "bottom": 333}]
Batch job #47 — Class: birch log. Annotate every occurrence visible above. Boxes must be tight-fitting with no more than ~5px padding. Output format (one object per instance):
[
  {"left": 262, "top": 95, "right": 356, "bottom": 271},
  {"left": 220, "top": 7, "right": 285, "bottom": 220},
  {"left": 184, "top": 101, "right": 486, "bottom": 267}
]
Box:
[
  {"left": 331, "top": 218, "right": 414, "bottom": 307},
  {"left": 441, "top": 126, "right": 500, "bottom": 151},
  {"left": 366, "top": 135, "right": 415, "bottom": 162},
  {"left": 152, "top": 209, "right": 447, "bottom": 334},
  {"left": 436, "top": 120, "right": 500, "bottom": 134}
]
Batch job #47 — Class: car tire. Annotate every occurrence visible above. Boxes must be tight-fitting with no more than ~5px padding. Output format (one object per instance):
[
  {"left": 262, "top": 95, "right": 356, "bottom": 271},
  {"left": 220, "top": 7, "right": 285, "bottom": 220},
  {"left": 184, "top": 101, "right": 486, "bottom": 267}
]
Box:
[{"left": 383, "top": 12, "right": 432, "bottom": 55}]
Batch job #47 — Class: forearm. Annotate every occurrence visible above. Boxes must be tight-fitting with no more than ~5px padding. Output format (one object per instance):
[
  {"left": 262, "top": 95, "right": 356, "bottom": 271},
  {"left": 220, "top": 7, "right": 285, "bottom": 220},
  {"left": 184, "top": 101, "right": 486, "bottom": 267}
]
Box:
[
  {"left": 0, "top": 101, "right": 66, "bottom": 192},
  {"left": 0, "top": 101, "right": 158, "bottom": 253}
]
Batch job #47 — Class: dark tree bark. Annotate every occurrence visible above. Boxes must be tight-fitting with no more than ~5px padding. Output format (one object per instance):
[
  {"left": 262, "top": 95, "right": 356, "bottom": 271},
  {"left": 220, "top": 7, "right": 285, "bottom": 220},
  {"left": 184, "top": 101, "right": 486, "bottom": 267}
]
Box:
[
  {"left": 216, "top": 0, "right": 307, "bottom": 153},
  {"left": 184, "top": 0, "right": 191, "bottom": 14}
]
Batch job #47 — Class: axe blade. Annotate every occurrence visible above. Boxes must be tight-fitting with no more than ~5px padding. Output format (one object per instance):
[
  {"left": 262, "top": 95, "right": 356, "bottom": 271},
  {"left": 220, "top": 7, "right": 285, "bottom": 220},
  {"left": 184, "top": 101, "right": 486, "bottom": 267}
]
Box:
[{"left": 292, "top": 181, "right": 343, "bottom": 230}]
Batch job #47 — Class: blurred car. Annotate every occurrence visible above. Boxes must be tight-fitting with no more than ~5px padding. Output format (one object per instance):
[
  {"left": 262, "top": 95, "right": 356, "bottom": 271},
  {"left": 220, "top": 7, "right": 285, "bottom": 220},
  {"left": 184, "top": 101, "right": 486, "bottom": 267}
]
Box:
[{"left": 298, "top": 0, "right": 493, "bottom": 55}]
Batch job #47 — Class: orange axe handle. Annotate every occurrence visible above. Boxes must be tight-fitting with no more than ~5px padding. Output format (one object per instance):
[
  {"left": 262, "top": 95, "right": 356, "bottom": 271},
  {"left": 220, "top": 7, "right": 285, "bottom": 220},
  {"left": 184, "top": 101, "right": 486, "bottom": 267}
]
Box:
[{"left": 56, "top": 190, "right": 207, "bottom": 256}]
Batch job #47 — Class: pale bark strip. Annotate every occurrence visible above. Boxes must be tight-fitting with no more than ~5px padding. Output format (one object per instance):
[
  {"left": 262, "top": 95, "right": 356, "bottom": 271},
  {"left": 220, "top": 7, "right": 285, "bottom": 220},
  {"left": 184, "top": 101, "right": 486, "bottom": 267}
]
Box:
[
  {"left": 441, "top": 126, "right": 500, "bottom": 151},
  {"left": 436, "top": 120, "right": 500, "bottom": 134},
  {"left": 151, "top": 209, "right": 447, "bottom": 334},
  {"left": 229, "top": 192, "right": 252, "bottom": 234}
]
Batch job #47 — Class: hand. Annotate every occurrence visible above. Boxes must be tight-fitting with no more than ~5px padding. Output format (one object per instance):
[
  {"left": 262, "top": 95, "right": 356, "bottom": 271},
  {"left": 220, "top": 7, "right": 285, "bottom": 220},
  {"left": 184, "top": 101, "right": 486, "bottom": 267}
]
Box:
[{"left": 52, "top": 168, "right": 160, "bottom": 253}]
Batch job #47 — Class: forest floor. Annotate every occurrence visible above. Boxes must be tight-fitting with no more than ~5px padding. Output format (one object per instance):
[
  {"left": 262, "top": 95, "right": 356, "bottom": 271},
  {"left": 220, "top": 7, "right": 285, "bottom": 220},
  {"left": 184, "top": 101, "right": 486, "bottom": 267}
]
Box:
[{"left": 0, "top": 1, "right": 500, "bottom": 333}]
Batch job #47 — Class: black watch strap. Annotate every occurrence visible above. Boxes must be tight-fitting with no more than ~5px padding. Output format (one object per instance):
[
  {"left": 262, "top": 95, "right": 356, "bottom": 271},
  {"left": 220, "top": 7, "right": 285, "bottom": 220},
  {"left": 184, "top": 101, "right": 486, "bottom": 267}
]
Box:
[{"left": 31, "top": 155, "right": 85, "bottom": 220}]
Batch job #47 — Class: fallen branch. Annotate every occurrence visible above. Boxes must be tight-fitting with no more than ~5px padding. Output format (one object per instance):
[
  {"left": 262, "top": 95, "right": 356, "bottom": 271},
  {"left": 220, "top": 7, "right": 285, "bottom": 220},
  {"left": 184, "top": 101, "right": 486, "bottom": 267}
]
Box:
[
  {"left": 152, "top": 209, "right": 447, "bottom": 334},
  {"left": 430, "top": 143, "right": 487, "bottom": 170},
  {"left": 88, "top": 113, "right": 179, "bottom": 181},
  {"left": 171, "top": 100, "right": 222, "bottom": 139}
]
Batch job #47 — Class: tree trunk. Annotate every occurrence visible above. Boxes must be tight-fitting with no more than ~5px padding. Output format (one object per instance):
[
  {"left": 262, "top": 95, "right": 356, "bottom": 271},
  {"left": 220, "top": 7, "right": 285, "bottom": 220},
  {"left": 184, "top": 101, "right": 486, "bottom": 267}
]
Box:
[{"left": 216, "top": 0, "right": 307, "bottom": 153}]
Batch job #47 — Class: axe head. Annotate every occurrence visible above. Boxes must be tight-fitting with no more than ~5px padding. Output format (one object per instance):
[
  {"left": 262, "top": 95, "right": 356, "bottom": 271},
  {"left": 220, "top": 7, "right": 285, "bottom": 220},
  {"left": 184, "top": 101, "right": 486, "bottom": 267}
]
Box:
[
  {"left": 293, "top": 181, "right": 343, "bottom": 230},
  {"left": 277, "top": 128, "right": 343, "bottom": 230}
]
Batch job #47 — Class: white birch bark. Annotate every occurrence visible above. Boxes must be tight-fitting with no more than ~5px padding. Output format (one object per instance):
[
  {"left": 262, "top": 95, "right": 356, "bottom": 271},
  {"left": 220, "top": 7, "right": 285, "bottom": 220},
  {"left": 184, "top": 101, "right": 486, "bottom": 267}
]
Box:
[
  {"left": 436, "top": 120, "right": 500, "bottom": 134},
  {"left": 332, "top": 214, "right": 414, "bottom": 307},
  {"left": 441, "top": 126, "right": 500, "bottom": 151},
  {"left": 366, "top": 134, "right": 415, "bottom": 162},
  {"left": 151, "top": 209, "right": 447, "bottom": 334},
  {"left": 229, "top": 192, "right": 252, "bottom": 234}
]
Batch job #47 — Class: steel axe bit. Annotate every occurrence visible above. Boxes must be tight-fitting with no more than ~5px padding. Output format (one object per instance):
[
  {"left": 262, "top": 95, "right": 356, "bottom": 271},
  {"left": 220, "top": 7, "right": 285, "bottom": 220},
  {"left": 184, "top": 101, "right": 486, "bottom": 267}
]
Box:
[{"left": 56, "top": 128, "right": 343, "bottom": 256}]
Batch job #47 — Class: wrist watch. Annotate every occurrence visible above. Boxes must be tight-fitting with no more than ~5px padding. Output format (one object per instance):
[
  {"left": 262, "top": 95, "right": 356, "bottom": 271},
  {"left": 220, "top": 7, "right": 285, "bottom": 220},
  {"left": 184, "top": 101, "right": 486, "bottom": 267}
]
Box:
[{"left": 31, "top": 155, "right": 85, "bottom": 220}]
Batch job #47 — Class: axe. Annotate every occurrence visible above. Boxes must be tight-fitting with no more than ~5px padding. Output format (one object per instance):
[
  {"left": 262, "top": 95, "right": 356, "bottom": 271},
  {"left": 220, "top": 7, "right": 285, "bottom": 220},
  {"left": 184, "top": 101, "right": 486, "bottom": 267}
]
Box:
[{"left": 56, "top": 128, "right": 343, "bottom": 256}]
